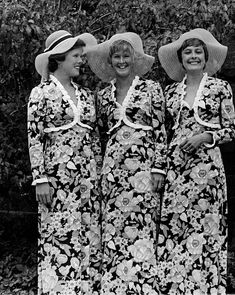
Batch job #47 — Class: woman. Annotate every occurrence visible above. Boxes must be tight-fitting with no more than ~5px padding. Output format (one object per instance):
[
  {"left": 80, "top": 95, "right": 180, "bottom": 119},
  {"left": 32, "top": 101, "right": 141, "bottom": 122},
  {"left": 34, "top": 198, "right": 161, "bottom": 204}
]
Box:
[
  {"left": 87, "top": 32, "right": 167, "bottom": 294},
  {"left": 28, "top": 30, "right": 102, "bottom": 295},
  {"left": 157, "top": 28, "right": 235, "bottom": 295}
]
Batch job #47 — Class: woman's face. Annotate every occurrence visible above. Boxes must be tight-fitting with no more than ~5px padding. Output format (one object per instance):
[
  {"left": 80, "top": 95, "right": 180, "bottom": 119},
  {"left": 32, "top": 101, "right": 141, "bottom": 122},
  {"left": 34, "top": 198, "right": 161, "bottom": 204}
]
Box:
[
  {"left": 110, "top": 47, "right": 134, "bottom": 78},
  {"left": 58, "top": 47, "right": 84, "bottom": 77},
  {"left": 181, "top": 45, "right": 206, "bottom": 74}
]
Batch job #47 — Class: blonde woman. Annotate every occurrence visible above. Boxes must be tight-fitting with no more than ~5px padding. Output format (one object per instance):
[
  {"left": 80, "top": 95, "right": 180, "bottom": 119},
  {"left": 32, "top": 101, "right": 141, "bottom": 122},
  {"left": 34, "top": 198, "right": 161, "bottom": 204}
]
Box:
[{"left": 87, "top": 32, "right": 167, "bottom": 294}]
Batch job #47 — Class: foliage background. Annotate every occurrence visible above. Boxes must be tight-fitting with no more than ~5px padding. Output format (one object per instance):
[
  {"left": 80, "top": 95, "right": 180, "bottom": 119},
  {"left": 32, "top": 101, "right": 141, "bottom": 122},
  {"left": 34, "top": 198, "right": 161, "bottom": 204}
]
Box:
[{"left": 0, "top": 0, "right": 235, "bottom": 293}]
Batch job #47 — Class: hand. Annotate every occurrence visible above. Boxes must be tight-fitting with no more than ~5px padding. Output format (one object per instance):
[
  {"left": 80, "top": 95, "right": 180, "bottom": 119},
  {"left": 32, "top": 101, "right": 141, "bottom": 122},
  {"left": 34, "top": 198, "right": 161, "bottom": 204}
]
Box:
[
  {"left": 151, "top": 172, "right": 165, "bottom": 192},
  {"left": 180, "top": 133, "right": 212, "bottom": 153},
  {"left": 36, "top": 182, "right": 52, "bottom": 206}
]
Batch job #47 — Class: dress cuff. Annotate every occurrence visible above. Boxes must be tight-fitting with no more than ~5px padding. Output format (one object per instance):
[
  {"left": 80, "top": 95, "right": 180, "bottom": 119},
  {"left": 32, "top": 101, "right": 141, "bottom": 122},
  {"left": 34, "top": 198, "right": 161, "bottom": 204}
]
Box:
[
  {"left": 151, "top": 168, "right": 166, "bottom": 175},
  {"left": 32, "top": 177, "right": 49, "bottom": 186},
  {"left": 203, "top": 131, "right": 216, "bottom": 148}
]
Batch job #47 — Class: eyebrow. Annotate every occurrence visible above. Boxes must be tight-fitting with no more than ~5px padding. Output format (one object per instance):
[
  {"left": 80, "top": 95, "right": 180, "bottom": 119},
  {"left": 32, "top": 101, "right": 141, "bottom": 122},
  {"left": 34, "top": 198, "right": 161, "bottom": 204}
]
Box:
[
  {"left": 113, "top": 50, "right": 131, "bottom": 54},
  {"left": 184, "top": 46, "right": 203, "bottom": 49}
]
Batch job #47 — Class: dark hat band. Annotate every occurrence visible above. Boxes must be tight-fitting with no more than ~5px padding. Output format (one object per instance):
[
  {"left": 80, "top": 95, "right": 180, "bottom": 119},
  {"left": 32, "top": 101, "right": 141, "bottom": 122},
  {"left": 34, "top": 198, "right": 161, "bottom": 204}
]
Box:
[{"left": 44, "top": 34, "right": 73, "bottom": 53}]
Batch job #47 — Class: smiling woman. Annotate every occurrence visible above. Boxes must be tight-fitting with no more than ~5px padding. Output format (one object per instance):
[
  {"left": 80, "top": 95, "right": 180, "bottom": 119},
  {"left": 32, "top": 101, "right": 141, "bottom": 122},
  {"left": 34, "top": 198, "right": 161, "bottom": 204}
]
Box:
[
  {"left": 108, "top": 40, "right": 135, "bottom": 82},
  {"left": 157, "top": 28, "right": 235, "bottom": 295},
  {"left": 27, "top": 30, "right": 102, "bottom": 295},
  {"left": 87, "top": 32, "right": 167, "bottom": 295}
]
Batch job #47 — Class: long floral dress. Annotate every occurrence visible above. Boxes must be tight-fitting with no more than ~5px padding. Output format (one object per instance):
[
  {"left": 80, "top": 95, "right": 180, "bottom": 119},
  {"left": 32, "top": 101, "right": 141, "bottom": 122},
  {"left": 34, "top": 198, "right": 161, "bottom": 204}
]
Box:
[
  {"left": 97, "top": 76, "right": 167, "bottom": 295},
  {"left": 156, "top": 73, "right": 235, "bottom": 295},
  {"left": 27, "top": 75, "right": 102, "bottom": 295}
]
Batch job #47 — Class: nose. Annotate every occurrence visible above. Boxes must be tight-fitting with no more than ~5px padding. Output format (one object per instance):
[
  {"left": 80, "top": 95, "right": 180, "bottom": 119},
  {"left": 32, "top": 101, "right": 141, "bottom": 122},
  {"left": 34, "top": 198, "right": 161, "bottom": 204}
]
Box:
[
  {"left": 191, "top": 50, "right": 197, "bottom": 59},
  {"left": 78, "top": 56, "right": 85, "bottom": 64},
  {"left": 119, "top": 56, "right": 124, "bottom": 63}
]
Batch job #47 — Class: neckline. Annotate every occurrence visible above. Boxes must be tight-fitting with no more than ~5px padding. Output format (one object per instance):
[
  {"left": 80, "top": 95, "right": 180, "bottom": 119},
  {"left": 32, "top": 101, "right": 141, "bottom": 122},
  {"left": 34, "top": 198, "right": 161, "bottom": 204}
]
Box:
[
  {"left": 110, "top": 76, "right": 139, "bottom": 107},
  {"left": 179, "top": 72, "right": 208, "bottom": 110},
  {"left": 50, "top": 74, "right": 80, "bottom": 107}
]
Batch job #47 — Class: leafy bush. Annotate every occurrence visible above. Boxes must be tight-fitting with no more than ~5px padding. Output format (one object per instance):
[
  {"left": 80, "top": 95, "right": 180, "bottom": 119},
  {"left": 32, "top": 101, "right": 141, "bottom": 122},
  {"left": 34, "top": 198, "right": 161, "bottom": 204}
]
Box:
[
  {"left": 0, "top": 0, "right": 234, "bottom": 210},
  {"left": 0, "top": 0, "right": 234, "bottom": 293}
]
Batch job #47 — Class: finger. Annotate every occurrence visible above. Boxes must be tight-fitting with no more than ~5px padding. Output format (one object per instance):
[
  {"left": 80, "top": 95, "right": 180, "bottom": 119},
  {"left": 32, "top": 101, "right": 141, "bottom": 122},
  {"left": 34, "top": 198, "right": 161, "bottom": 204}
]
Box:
[
  {"left": 152, "top": 186, "right": 157, "bottom": 193},
  {"left": 155, "top": 185, "right": 160, "bottom": 192},
  {"left": 49, "top": 188, "right": 53, "bottom": 202},
  {"left": 154, "top": 180, "right": 162, "bottom": 192},
  {"left": 184, "top": 141, "right": 192, "bottom": 148},
  {"left": 152, "top": 182, "right": 157, "bottom": 193},
  {"left": 182, "top": 143, "right": 193, "bottom": 152},
  {"left": 179, "top": 139, "right": 187, "bottom": 147},
  {"left": 49, "top": 194, "right": 53, "bottom": 203},
  {"left": 183, "top": 146, "right": 190, "bottom": 152},
  {"left": 158, "top": 182, "right": 164, "bottom": 191},
  {"left": 45, "top": 194, "right": 52, "bottom": 205},
  {"left": 152, "top": 179, "right": 159, "bottom": 192},
  {"left": 37, "top": 194, "right": 43, "bottom": 203},
  {"left": 185, "top": 147, "right": 195, "bottom": 154},
  {"left": 39, "top": 194, "right": 47, "bottom": 205},
  {"left": 180, "top": 143, "right": 189, "bottom": 150},
  {"left": 36, "top": 194, "right": 39, "bottom": 202},
  {"left": 187, "top": 143, "right": 195, "bottom": 150}
]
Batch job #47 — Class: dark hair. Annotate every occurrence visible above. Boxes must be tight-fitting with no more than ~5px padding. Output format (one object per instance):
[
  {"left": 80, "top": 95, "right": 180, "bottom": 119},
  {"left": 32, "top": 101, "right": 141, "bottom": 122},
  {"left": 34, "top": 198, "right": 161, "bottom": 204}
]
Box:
[
  {"left": 107, "top": 40, "right": 135, "bottom": 64},
  {"left": 48, "top": 38, "right": 86, "bottom": 73},
  {"left": 177, "top": 38, "right": 209, "bottom": 64}
]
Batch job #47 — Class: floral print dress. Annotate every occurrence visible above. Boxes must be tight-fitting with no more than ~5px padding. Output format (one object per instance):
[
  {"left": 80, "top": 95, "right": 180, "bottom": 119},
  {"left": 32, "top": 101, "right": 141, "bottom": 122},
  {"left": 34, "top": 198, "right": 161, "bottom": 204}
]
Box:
[
  {"left": 97, "top": 76, "right": 167, "bottom": 295},
  {"left": 156, "top": 73, "right": 235, "bottom": 295},
  {"left": 27, "top": 75, "right": 102, "bottom": 295}
]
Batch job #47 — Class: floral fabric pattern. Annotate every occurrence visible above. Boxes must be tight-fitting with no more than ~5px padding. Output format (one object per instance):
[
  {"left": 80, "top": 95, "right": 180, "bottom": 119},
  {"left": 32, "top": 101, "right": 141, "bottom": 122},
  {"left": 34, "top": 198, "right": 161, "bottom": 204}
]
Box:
[
  {"left": 97, "top": 76, "right": 167, "bottom": 294},
  {"left": 28, "top": 75, "right": 102, "bottom": 295},
  {"left": 156, "top": 75, "right": 235, "bottom": 295}
]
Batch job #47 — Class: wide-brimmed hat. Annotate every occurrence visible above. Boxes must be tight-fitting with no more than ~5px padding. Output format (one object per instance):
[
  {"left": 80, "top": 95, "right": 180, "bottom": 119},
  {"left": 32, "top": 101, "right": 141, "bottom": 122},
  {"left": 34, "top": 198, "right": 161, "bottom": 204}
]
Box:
[
  {"left": 158, "top": 28, "right": 228, "bottom": 81},
  {"left": 86, "top": 32, "right": 155, "bottom": 82},
  {"left": 35, "top": 30, "right": 97, "bottom": 79}
]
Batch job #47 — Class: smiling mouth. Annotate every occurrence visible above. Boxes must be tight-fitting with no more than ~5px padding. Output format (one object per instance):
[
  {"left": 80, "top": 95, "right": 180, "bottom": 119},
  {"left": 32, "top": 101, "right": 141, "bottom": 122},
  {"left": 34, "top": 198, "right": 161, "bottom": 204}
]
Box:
[
  {"left": 188, "top": 60, "right": 201, "bottom": 64},
  {"left": 117, "top": 64, "right": 129, "bottom": 69}
]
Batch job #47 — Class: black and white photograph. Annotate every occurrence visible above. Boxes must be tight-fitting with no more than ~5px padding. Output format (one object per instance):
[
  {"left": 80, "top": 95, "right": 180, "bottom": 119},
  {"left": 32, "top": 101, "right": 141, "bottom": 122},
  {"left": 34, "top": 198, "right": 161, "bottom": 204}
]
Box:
[{"left": 0, "top": 0, "right": 235, "bottom": 294}]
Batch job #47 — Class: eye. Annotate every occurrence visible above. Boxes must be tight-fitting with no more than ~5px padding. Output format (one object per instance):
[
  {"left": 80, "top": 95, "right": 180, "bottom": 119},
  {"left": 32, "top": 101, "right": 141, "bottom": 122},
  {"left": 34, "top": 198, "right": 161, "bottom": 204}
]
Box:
[
  {"left": 195, "top": 49, "right": 203, "bottom": 54},
  {"left": 112, "top": 53, "right": 120, "bottom": 58},
  {"left": 183, "top": 49, "right": 191, "bottom": 54}
]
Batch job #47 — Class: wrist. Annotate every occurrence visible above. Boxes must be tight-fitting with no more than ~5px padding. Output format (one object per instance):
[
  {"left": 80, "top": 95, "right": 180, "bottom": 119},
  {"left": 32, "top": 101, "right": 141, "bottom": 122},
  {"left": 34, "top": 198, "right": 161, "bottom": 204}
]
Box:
[{"left": 202, "top": 132, "right": 213, "bottom": 144}]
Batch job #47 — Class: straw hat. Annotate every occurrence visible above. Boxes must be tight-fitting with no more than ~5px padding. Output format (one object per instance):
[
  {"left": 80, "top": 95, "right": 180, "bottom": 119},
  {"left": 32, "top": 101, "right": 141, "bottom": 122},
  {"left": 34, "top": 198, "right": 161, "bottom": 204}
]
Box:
[
  {"left": 158, "top": 28, "right": 228, "bottom": 81},
  {"left": 86, "top": 32, "right": 155, "bottom": 82},
  {"left": 35, "top": 30, "right": 97, "bottom": 79}
]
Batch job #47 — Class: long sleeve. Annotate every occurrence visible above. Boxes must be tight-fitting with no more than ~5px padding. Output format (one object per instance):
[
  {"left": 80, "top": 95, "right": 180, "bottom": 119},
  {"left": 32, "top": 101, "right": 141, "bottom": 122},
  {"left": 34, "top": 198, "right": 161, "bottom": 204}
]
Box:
[
  {"left": 150, "top": 81, "right": 167, "bottom": 174},
  {"left": 27, "top": 86, "right": 48, "bottom": 185},
  {"left": 90, "top": 92, "right": 103, "bottom": 176},
  {"left": 209, "top": 81, "right": 235, "bottom": 146},
  {"left": 96, "top": 89, "right": 109, "bottom": 157},
  {"left": 164, "top": 84, "right": 175, "bottom": 144}
]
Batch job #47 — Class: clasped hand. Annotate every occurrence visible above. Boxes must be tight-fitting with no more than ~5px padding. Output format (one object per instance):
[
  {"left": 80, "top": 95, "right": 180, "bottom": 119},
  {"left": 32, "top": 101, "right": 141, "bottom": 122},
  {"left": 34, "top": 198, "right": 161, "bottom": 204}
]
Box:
[
  {"left": 180, "top": 133, "right": 211, "bottom": 153},
  {"left": 151, "top": 172, "right": 165, "bottom": 192},
  {"left": 36, "top": 182, "right": 52, "bottom": 206}
]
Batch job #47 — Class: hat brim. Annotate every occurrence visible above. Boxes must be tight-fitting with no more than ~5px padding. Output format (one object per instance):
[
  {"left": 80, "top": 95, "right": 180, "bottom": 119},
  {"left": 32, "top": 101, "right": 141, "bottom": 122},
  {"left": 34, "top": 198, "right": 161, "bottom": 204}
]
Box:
[
  {"left": 35, "top": 33, "right": 97, "bottom": 79},
  {"left": 86, "top": 40, "right": 155, "bottom": 82},
  {"left": 158, "top": 28, "right": 228, "bottom": 81}
]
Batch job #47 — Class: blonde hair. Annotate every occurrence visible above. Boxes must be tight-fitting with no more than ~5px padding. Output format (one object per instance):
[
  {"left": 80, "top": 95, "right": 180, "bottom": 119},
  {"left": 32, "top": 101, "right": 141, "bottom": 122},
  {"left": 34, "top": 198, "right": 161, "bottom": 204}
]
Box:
[{"left": 108, "top": 40, "right": 136, "bottom": 64}]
